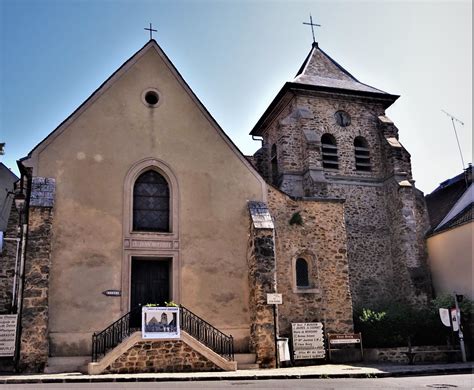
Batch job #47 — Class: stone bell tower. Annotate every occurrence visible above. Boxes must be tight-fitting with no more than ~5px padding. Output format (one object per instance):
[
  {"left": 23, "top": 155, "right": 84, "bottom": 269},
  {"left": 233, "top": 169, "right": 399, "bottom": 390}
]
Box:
[{"left": 251, "top": 42, "right": 431, "bottom": 307}]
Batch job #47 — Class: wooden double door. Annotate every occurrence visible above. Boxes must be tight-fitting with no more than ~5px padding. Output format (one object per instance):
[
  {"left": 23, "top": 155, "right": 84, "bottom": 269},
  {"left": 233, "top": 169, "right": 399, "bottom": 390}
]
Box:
[{"left": 130, "top": 258, "right": 171, "bottom": 327}]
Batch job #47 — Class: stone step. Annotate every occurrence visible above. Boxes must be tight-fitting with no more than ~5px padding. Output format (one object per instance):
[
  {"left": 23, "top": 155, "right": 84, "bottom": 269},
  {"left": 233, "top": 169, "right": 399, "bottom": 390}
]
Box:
[
  {"left": 237, "top": 363, "right": 260, "bottom": 370},
  {"left": 45, "top": 356, "right": 90, "bottom": 374},
  {"left": 234, "top": 353, "right": 256, "bottom": 364}
]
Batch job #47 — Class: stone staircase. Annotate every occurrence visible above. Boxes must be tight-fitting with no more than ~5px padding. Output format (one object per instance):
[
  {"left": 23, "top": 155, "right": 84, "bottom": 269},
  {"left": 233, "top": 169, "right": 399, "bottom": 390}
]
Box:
[{"left": 235, "top": 353, "right": 259, "bottom": 370}]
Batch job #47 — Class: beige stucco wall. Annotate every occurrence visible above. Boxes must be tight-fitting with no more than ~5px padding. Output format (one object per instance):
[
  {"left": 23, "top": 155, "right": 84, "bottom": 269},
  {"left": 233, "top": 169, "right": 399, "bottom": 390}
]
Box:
[
  {"left": 25, "top": 45, "right": 266, "bottom": 355},
  {"left": 427, "top": 223, "right": 473, "bottom": 300}
]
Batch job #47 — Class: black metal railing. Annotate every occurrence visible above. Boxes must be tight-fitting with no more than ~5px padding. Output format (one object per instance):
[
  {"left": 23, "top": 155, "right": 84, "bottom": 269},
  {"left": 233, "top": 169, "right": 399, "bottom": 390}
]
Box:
[
  {"left": 91, "top": 305, "right": 234, "bottom": 362},
  {"left": 180, "top": 305, "right": 234, "bottom": 361},
  {"left": 91, "top": 306, "right": 142, "bottom": 362}
]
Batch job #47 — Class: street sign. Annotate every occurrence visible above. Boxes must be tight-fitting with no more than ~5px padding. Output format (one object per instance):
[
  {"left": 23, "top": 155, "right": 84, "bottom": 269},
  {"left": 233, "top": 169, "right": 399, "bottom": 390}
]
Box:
[{"left": 266, "top": 293, "right": 282, "bottom": 305}]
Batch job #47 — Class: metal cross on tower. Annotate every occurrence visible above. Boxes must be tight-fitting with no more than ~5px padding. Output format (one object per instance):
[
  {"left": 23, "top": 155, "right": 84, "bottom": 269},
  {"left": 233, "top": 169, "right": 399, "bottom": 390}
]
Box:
[
  {"left": 303, "top": 14, "right": 321, "bottom": 44},
  {"left": 144, "top": 23, "right": 157, "bottom": 40}
]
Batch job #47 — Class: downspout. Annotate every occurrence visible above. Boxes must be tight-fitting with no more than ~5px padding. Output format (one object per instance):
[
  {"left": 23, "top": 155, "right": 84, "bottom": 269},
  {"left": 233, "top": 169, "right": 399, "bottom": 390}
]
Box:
[{"left": 13, "top": 166, "right": 31, "bottom": 372}]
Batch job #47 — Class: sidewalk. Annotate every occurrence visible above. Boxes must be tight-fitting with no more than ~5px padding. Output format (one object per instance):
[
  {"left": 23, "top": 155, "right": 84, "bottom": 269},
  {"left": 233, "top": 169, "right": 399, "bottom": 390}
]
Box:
[{"left": 0, "top": 362, "right": 472, "bottom": 384}]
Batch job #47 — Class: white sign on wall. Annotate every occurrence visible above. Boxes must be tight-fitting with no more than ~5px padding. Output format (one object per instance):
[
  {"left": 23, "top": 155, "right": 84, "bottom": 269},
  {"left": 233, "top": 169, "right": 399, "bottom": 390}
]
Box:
[
  {"left": 142, "top": 307, "right": 180, "bottom": 339},
  {"left": 291, "top": 322, "right": 325, "bottom": 360},
  {"left": 266, "top": 293, "right": 283, "bottom": 305},
  {"left": 0, "top": 315, "right": 18, "bottom": 357}
]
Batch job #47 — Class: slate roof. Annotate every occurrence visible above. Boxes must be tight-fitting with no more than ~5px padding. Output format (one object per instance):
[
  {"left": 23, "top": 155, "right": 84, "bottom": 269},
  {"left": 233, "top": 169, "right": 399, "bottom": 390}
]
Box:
[
  {"left": 425, "top": 166, "right": 473, "bottom": 234},
  {"left": 250, "top": 43, "right": 399, "bottom": 136},
  {"left": 292, "top": 43, "right": 388, "bottom": 95},
  {"left": 425, "top": 171, "right": 469, "bottom": 229},
  {"left": 248, "top": 201, "right": 274, "bottom": 229}
]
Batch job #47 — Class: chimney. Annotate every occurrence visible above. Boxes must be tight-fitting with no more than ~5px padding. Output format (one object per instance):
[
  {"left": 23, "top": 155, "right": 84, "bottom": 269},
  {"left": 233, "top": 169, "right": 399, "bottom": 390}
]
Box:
[{"left": 465, "top": 163, "right": 472, "bottom": 185}]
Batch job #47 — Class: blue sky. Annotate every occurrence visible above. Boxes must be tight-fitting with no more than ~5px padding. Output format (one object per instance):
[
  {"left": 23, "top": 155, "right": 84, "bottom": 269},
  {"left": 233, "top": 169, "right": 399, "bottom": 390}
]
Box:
[{"left": 0, "top": 0, "right": 471, "bottom": 193}]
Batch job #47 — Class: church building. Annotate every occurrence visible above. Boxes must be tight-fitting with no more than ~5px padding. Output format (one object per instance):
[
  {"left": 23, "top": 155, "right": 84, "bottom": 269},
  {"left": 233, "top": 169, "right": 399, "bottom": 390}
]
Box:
[{"left": 0, "top": 37, "right": 430, "bottom": 373}]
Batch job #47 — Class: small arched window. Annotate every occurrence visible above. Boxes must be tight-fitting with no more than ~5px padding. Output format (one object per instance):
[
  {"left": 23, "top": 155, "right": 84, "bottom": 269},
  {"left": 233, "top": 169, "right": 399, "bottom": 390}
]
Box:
[
  {"left": 321, "top": 134, "right": 338, "bottom": 169},
  {"left": 295, "top": 258, "right": 310, "bottom": 288},
  {"left": 354, "top": 136, "right": 371, "bottom": 171},
  {"left": 271, "top": 144, "right": 279, "bottom": 186},
  {"left": 133, "top": 170, "right": 170, "bottom": 232}
]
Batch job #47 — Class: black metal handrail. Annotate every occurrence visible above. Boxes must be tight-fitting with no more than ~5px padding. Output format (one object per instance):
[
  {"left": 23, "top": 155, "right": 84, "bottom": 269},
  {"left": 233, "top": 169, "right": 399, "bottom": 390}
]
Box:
[
  {"left": 91, "top": 306, "right": 142, "bottom": 362},
  {"left": 91, "top": 305, "right": 234, "bottom": 363},
  {"left": 180, "top": 305, "right": 234, "bottom": 361}
]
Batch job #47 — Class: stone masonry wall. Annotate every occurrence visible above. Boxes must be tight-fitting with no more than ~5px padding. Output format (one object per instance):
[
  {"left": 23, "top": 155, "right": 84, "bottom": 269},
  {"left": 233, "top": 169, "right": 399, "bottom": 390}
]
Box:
[
  {"left": 104, "top": 340, "right": 221, "bottom": 374},
  {"left": 247, "top": 223, "right": 277, "bottom": 368},
  {"left": 254, "top": 91, "right": 430, "bottom": 307},
  {"left": 267, "top": 186, "right": 353, "bottom": 336},
  {"left": 0, "top": 203, "right": 19, "bottom": 313},
  {"left": 18, "top": 177, "right": 55, "bottom": 373},
  {"left": 363, "top": 346, "right": 461, "bottom": 364}
]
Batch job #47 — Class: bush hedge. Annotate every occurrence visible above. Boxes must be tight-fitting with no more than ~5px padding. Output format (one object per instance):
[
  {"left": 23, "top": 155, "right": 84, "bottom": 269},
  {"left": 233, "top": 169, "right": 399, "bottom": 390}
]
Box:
[{"left": 353, "top": 295, "right": 473, "bottom": 348}]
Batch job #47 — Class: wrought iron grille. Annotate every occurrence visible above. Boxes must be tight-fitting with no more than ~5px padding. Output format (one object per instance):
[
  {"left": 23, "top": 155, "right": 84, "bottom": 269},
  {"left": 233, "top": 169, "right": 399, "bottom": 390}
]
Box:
[
  {"left": 91, "top": 306, "right": 142, "bottom": 362},
  {"left": 180, "top": 305, "right": 234, "bottom": 361}
]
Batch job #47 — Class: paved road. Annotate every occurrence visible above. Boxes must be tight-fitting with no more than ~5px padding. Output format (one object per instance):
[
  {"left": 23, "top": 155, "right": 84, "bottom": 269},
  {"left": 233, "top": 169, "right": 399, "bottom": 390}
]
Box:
[{"left": 2, "top": 374, "right": 473, "bottom": 389}]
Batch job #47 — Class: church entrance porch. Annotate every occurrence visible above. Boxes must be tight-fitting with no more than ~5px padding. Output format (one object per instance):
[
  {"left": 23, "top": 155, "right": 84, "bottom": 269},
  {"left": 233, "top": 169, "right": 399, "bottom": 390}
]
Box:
[{"left": 130, "top": 258, "right": 171, "bottom": 328}]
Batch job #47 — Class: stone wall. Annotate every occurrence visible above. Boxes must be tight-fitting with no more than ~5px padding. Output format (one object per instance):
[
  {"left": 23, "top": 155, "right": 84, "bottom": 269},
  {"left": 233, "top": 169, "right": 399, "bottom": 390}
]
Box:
[
  {"left": 267, "top": 186, "right": 353, "bottom": 336},
  {"left": 247, "top": 219, "right": 277, "bottom": 368},
  {"left": 363, "top": 346, "right": 462, "bottom": 364},
  {"left": 254, "top": 91, "right": 430, "bottom": 308},
  {"left": 18, "top": 177, "right": 55, "bottom": 372},
  {"left": 103, "top": 340, "right": 221, "bottom": 373}
]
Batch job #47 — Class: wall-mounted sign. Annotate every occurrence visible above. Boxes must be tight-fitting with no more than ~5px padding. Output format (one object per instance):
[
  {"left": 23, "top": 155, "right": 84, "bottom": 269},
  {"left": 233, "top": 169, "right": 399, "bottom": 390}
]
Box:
[
  {"left": 142, "top": 307, "right": 180, "bottom": 339},
  {"left": 266, "top": 293, "right": 283, "bottom": 305},
  {"left": 291, "top": 322, "right": 325, "bottom": 360},
  {"left": 102, "top": 290, "right": 121, "bottom": 297},
  {"left": 0, "top": 315, "right": 18, "bottom": 357}
]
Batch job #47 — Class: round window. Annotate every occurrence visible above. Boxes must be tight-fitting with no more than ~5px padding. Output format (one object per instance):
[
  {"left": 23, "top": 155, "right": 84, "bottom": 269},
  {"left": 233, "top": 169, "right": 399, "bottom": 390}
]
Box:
[{"left": 141, "top": 89, "right": 161, "bottom": 108}]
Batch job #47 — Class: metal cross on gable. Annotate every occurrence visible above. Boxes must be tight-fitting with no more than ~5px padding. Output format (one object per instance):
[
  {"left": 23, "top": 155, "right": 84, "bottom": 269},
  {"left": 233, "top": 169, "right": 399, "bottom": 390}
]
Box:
[
  {"left": 144, "top": 23, "right": 157, "bottom": 40},
  {"left": 303, "top": 14, "right": 321, "bottom": 44}
]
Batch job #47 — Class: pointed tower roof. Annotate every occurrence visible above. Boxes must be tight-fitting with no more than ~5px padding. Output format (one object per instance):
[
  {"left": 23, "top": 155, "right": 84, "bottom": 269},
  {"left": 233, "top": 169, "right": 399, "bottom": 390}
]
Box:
[
  {"left": 250, "top": 43, "right": 399, "bottom": 135},
  {"left": 293, "top": 42, "right": 388, "bottom": 94}
]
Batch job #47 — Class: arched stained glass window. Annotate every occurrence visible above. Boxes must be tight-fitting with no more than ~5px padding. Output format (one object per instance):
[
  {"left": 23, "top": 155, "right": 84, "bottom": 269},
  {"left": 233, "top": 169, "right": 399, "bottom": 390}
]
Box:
[
  {"left": 296, "top": 258, "right": 310, "bottom": 288},
  {"left": 133, "top": 170, "right": 170, "bottom": 232}
]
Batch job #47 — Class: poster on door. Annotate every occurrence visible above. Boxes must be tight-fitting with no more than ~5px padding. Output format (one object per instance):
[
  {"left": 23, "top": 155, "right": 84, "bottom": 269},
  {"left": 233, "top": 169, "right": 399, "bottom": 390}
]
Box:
[{"left": 142, "top": 306, "right": 180, "bottom": 339}]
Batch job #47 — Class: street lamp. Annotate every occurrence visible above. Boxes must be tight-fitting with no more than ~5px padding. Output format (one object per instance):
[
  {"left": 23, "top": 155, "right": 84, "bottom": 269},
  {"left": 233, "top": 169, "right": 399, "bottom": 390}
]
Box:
[{"left": 13, "top": 191, "right": 26, "bottom": 215}]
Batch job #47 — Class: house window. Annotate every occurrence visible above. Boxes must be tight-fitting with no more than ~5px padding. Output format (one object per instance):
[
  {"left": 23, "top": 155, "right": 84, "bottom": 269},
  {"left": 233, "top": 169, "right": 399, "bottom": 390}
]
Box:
[
  {"left": 133, "top": 170, "right": 170, "bottom": 232},
  {"left": 354, "top": 136, "right": 371, "bottom": 171},
  {"left": 271, "top": 144, "right": 279, "bottom": 186},
  {"left": 321, "top": 134, "right": 338, "bottom": 169},
  {"left": 295, "top": 258, "right": 310, "bottom": 288}
]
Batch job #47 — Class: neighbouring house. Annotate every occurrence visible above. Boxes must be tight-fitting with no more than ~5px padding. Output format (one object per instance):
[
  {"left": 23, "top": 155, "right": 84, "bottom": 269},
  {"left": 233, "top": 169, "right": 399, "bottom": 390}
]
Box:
[
  {"left": 0, "top": 162, "right": 18, "bottom": 232},
  {"left": 425, "top": 165, "right": 473, "bottom": 300}
]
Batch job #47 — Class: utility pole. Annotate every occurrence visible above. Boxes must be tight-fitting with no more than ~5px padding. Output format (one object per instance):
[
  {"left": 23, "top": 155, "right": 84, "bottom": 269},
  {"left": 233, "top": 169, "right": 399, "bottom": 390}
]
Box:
[{"left": 453, "top": 293, "right": 466, "bottom": 362}]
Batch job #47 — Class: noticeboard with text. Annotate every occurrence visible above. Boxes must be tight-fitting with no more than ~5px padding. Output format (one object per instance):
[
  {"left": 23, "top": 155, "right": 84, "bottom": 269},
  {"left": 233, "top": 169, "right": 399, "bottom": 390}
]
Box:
[
  {"left": 0, "top": 315, "right": 18, "bottom": 357},
  {"left": 291, "top": 322, "right": 325, "bottom": 360}
]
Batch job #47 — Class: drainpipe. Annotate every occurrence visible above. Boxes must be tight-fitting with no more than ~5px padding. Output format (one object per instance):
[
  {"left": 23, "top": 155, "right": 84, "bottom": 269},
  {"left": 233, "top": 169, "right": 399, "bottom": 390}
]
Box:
[{"left": 2, "top": 237, "right": 20, "bottom": 311}]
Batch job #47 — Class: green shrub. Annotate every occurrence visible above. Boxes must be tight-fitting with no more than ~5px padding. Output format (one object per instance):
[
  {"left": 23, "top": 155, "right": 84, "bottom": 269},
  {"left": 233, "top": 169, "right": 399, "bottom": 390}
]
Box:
[{"left": 353, "top": 296, "right": 473, "bottom": 348}]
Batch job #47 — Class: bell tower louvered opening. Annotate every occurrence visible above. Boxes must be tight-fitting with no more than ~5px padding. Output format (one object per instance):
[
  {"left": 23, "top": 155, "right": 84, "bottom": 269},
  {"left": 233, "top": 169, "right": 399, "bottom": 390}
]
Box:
[
  {"left": 354, "top": 136, "right": 371, "bottom": 171},
  {"left": 321, "top": 134, "right": 338, "bottom": 169}
]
